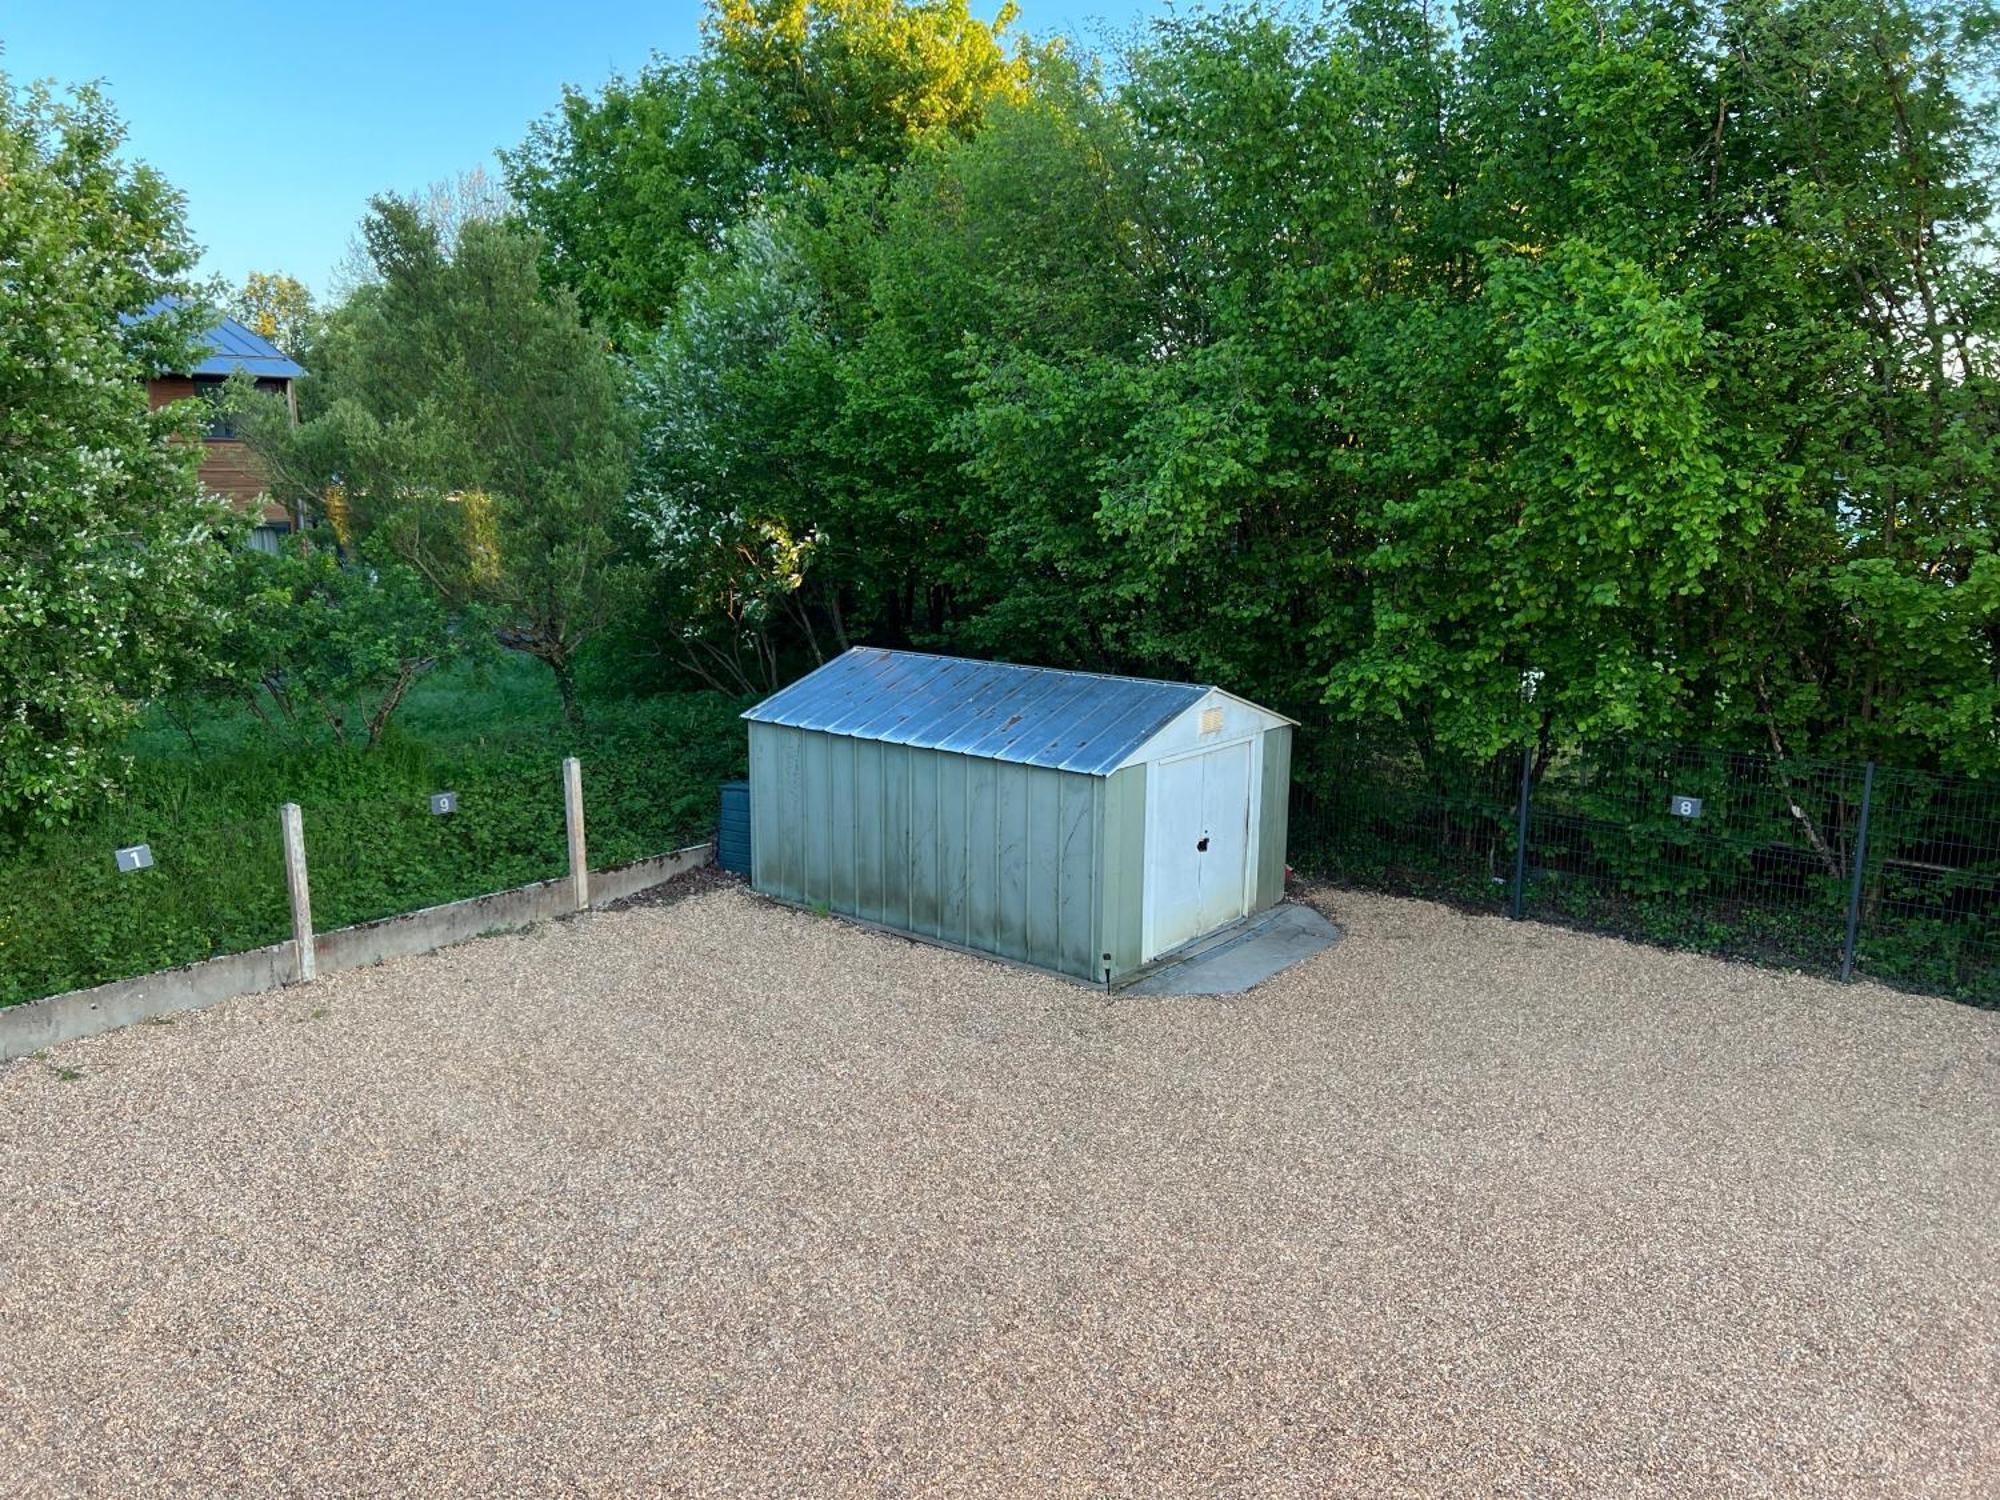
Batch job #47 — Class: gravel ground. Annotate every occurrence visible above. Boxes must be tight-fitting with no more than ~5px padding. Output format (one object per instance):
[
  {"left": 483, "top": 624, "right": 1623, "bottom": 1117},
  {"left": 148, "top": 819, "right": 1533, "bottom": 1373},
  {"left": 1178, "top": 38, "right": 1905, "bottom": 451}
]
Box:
[{"left": 2, "top": 883, "right": 1995, "bottom": 1499}]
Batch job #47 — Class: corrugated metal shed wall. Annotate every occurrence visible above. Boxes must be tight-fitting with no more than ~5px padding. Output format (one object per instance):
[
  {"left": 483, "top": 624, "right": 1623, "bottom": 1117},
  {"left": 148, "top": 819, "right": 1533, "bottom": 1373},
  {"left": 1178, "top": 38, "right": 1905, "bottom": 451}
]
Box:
[
  {"left": 1255, "top": 726, "right": 1293, "bottom": 909},
  {"left": 750, "top": 723, "right": 1126, "bottom": 980},
  {"left": 1098, "top": 764, "right": 1148, "bottom": 976}
]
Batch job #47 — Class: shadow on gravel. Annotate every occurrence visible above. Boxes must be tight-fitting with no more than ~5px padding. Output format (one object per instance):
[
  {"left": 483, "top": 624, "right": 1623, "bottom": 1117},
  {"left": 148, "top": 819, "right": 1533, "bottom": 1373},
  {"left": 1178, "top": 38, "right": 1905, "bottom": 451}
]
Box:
[{"left": 599, "top": 863, "right": 746, "bottom": 913}]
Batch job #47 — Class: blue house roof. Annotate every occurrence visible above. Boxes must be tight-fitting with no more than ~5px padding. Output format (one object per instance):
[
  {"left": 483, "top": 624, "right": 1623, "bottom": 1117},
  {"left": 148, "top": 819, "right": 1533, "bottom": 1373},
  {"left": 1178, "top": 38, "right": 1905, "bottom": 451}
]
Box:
[
  {"left": 130, "top": 296, "right": 305, "bottom": 379},
  {"left": 743, "top": 648, "right": 1216, "bottom": 775},
  {"left": 190, "top": 315, "right": 304, "bottom": 379}
]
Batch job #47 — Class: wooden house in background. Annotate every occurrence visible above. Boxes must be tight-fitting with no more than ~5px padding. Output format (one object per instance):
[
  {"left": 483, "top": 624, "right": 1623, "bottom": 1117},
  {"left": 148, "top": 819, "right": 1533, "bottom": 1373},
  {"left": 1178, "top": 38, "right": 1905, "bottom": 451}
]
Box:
[{"left": 142, "top": 303, "right": 306, "bottom": 553}]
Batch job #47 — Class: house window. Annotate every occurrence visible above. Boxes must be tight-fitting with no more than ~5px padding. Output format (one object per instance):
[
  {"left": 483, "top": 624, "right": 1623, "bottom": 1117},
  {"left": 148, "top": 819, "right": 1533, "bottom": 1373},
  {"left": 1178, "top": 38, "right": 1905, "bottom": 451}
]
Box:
[
  {"left": 192, "top": 377, "right": 236, "bottom": 439},
  {"left": 247, "top": 522, "right": 289, "bottom": 555}
]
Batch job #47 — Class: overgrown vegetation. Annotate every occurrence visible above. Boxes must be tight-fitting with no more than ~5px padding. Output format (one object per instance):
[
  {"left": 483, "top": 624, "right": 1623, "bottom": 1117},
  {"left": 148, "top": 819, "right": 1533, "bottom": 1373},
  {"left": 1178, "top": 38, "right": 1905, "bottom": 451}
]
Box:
[
  {"left": 0, "top": 661, "right": 745, "bottom": 1004},
  {"left": 553, "top": 0, "right": 1999, "bottom": 774},
  {"left": 164, "top": 529, "right": 478, "bottom": 750},
  {"left": 0, "top": 75, "right": 229, "bottom": 824},
  {"left": 239, "top": 201, "right": 641, "bottom": 728},
  {"left": 1290, "top": 736, "right": 2000, "bottom": 1004}
]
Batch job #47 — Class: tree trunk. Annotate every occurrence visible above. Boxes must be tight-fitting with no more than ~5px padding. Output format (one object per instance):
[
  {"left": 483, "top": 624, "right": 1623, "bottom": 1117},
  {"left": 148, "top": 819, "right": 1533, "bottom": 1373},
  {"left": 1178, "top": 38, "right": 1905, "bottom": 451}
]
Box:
[
  {"left": 827, "top": 585, "right": 851, "bottom": 653},
  {"left": 551, "top": 655, "right": 585, "bottom": 732},
  {"left": 365, "top": 659, "right": 433, "bottom": 747}
]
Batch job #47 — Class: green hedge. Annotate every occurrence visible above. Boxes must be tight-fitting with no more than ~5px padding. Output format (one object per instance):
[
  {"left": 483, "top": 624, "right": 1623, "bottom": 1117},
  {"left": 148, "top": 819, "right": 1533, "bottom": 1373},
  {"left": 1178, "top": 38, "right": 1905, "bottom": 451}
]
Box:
[{"left": 0, "top": 687, "right": 747, "bottom": 1007}]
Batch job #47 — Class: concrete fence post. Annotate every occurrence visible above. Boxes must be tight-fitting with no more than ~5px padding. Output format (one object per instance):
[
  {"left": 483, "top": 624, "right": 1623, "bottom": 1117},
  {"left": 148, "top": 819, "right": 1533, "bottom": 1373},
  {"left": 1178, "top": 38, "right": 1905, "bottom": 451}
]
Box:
[
  {"left": 280, "top": 802, "right": 316, "bottom": 982},
  {"left": 563, "top": 757, "right": 588, "bottom": 911}
]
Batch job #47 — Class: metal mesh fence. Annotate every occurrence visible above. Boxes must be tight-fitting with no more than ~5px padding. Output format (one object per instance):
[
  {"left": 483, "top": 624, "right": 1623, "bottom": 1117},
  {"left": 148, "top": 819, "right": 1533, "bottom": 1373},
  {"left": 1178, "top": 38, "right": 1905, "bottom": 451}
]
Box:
[
  {"left": 1290, "top": 733, "right": 1999, "bottom": 1006},
  {"left": 1861, "top": 764, "right": 2000, "bottom": 999}
]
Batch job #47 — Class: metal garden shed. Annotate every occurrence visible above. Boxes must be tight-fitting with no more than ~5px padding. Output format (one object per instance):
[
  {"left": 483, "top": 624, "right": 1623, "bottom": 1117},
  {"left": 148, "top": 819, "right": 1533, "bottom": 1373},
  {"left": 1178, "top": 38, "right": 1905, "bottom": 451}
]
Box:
[{"left": 744, "top": 648, "right": 1294, "bottom": 983}]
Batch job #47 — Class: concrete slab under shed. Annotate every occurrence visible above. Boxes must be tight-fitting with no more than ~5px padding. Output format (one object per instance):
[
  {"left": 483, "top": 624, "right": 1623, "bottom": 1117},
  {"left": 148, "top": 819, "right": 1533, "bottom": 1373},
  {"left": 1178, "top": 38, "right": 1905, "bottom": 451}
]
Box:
[{"left": 1123, "top": 902, "right": 1341, "bottom": 996}]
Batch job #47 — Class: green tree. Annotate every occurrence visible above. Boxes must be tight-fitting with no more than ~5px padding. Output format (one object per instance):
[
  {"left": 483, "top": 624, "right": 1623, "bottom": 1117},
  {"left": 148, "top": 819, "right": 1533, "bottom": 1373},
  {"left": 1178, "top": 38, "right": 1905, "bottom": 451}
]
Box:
[
  {"left": 706, "top": 0, "right": 1028, "bottom": 167},
  {"left": 0, "top": 73, "right": 229, "bottom": 825},
  {"left": 587, "top": 0, "right": 2000, "bottom": 773},
  {"left": 628, "top": 213, "right": 841, "bottom": 691},
  {"left": 246, "top": 198, "right": 639, "bottom": 729},
  {"left": 503, "top": 0, "right": 1032, "bottom": 332},
  {"left": 230, "top": 270, "right": 318, "bottom": 361},
  {"left": 1319, "top": 0, "right": 2000, "bottom": 769},
  {"left": 167, "top": 531, "right": 481, "bottom": 751},
  {"left": 623, "top": 66, "right": 1146, "bottom": 680},
  {"left": 841, "top": 67, "right": 1153, "bottom": 660}
]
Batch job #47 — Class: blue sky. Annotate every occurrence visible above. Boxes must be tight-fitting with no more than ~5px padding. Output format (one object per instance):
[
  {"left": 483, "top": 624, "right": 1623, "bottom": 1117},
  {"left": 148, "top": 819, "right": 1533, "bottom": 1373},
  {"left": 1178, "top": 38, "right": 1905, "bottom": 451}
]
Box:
[{"left": 3, "top": 0, "right": 1163, "bottom": 299}]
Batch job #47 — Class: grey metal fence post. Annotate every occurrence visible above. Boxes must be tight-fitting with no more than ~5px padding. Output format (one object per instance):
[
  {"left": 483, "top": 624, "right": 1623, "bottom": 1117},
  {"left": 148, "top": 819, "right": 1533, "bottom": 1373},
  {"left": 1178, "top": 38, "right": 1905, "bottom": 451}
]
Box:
[
  {"left": 563, "top": 757, "right": 589, "bottom": 912},
  {"left": 280, "top": 802, "right": 316, "bottom": 982},
  {"left": 1511, "top": 743, "right": 1533, "bottom": 920},
  {"left": 1840, "top": 760, "right": 1876, "bottom": 982}
]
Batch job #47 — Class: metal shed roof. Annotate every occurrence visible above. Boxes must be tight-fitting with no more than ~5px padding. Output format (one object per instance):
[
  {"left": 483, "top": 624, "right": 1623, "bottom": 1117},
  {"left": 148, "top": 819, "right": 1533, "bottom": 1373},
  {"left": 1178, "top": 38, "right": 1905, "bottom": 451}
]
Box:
[{"left": 744, "top": 648, "right": 1217, "bottom": 776}]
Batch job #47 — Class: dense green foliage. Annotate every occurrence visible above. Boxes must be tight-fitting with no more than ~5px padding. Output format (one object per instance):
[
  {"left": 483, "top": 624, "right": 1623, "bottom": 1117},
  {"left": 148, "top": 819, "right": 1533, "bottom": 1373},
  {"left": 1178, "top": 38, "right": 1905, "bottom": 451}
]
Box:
[
  {"left": 0, "top": 665, "right": 746, "bottom": 1004},
  {"left": 242, "top": 200, "right": 640, "bottom": 726},
  {"left": 502, "top": 0, "right": 1034, "bottom": 333},
  {"left": 1290, "top": 735, "right": 1999, "bottom": 1003},
  {"left": 165, "top": 530, "right": 481, "bottom": 750},
  {"left": 525, "top": 0, "right": 1999, "bottom": 775},
  {"left": 0, "top": 72, "right": 228, "bottom": 826}
]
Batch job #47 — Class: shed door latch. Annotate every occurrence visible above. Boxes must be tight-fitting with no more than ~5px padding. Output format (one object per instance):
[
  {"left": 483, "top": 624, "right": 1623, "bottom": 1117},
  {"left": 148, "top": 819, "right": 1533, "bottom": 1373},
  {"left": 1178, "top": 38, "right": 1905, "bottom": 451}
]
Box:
[{"left": 1196, "top": 836, "right": 1210, "bottom": 852}]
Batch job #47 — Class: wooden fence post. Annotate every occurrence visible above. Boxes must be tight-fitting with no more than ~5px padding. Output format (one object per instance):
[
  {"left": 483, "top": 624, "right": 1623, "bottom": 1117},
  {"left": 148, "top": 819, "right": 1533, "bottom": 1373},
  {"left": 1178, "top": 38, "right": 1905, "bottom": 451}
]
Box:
[
  {"left": 563, "top": 757, "right": 588, "bottom": 911},
  {"left": 280, "top": 802, "right": 316, "bottom": 982}
]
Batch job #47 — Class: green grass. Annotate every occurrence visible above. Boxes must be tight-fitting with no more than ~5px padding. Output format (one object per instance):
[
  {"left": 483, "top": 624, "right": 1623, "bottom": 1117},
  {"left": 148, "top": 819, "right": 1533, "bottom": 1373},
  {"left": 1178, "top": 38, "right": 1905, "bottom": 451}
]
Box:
[
  {"left": 127, "top": 653, "right": 615, "bottom": 763},
  {"left": 0, "top": 658, "right": 750, "bottom": 1006}
]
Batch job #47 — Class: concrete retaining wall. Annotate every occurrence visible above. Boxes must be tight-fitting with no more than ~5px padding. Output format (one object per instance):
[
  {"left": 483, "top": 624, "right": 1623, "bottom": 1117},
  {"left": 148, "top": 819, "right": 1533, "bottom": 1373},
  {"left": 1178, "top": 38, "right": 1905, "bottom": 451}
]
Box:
[
  {"left": 0, "top": 942, "right": 299, "bottom": 1062},
  {"left": 1, "top": 842, "right": 714, "bottom": 1062},
  {"left": 589, "top": 847, "right": 712, "bottom": 906}
]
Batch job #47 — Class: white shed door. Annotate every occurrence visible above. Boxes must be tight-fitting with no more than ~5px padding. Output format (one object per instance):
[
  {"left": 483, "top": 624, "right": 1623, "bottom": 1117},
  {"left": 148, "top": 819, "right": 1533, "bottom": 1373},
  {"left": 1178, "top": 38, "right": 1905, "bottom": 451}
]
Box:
[{"left": 1146, "top": 739, "right": 1254, "bottom": 959}]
